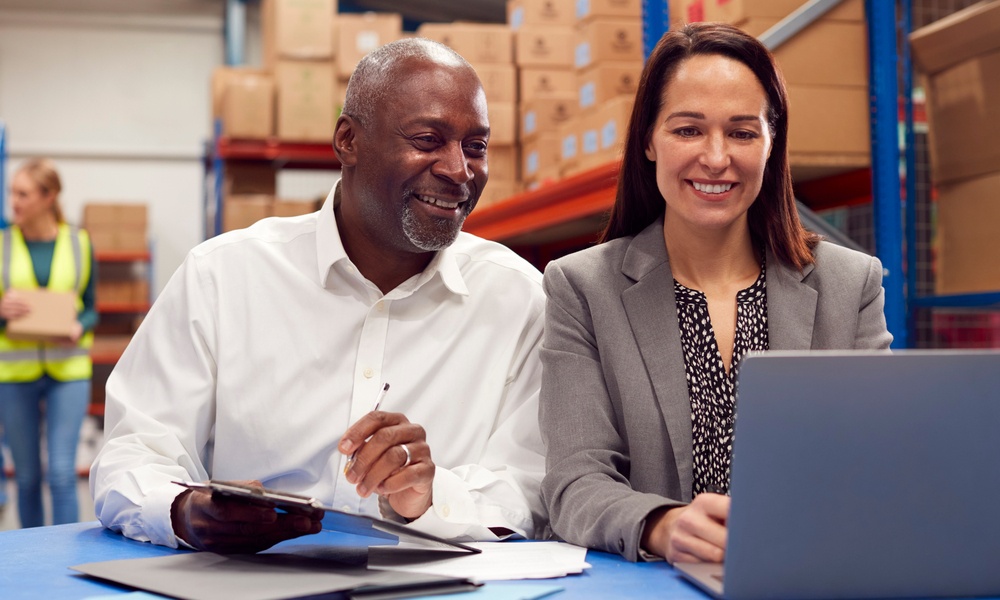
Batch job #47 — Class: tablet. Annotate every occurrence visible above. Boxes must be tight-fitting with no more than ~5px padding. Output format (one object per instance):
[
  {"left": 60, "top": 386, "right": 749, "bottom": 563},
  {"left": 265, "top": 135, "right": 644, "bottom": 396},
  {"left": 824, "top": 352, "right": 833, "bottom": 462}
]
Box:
[{"left": 175, "top": 480, "right": 481, "bottom": 554}]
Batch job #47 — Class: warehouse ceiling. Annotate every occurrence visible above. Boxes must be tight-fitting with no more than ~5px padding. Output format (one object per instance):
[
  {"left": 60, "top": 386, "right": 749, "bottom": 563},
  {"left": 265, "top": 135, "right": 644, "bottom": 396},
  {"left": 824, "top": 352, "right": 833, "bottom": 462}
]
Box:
[{"left": 0, "top": 0, "right": 506, "bottom": 23}]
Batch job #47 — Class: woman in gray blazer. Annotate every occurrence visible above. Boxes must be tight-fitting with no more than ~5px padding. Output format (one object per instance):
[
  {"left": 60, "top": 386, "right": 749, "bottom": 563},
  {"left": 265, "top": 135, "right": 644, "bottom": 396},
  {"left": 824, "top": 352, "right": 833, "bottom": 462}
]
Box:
[{"left": 540, "top": 23, "right": 893, "bottom": 564}]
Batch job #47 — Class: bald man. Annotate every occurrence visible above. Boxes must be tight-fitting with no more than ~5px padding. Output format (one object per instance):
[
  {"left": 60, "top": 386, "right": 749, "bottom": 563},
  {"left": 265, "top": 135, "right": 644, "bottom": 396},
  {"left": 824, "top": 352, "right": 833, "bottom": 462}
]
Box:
[{"left": 90, "top": 39, "right": 546, "bottom": 553}]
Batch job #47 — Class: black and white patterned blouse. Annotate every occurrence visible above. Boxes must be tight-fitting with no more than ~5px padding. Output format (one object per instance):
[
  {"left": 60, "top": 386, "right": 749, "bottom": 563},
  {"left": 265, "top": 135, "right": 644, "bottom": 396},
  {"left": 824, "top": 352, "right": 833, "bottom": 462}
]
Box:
[{"left": 674, "top": 262, "right": 768, "bottom": 496}]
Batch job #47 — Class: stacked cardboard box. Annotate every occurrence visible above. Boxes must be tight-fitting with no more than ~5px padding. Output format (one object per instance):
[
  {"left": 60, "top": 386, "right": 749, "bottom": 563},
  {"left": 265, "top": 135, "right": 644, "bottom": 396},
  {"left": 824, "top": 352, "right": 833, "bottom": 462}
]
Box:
[
  {"left": 681, "top": 0, "right": 870, "bottom": 179},
  {"left": 909, "top": 0, "right": 1000, "bottom": 295},
  {"left": 507, "top": 0, "right": 578, "bottom": 188},
  {"left": 221, "top": 162, "right": 276, "bottom": 233},
  {"left": 210, "top": 2, "right": 403, "bottom": 233},
  {"left": 417, "top": 21, "right": 519, "bottom": 208},
  {"left": 569, "top": 0, "right": 642, "bottom": 176},
  {"left": 82, "top": 202, "right": 150, "bottom": 311},
  {"left": 212, "top": 68, "right": 275, "bottom": 139},
  {"left": 336, "top": 12, "right": 404, "bottom": 109},
  {"left": 83, "top": 203, "right": 148, "bottom": 254},
  {"left": 263, "top": 0, "right": 338, "bottom": 142}
]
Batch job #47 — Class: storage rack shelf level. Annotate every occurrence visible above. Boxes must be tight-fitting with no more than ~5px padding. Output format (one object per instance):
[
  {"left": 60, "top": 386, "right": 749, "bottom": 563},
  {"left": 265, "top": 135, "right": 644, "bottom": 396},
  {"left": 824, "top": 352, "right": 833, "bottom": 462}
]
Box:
[
  {"left": 89, "top": 248, "right": 152, "bottom": 417},
  {"left": 208, "top": 124, "right": 342, "bottom": 238}
]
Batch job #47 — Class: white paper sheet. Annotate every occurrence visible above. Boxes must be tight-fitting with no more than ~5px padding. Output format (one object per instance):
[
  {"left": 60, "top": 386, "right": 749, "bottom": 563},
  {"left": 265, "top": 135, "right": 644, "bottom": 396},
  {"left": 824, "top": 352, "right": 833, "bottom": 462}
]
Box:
[{"left": 369, "top": 541, "right": 591, "bottom": 581}]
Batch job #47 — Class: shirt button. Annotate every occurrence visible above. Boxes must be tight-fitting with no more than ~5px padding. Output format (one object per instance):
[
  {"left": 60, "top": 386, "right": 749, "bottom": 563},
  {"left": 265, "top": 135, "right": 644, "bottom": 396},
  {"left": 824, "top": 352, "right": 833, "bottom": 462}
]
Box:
[
  {"left": 375, "top": 301, "right": 385, "bottom": 312},
  {"left": 363, "top": 368, "right": 374, "bottom": 379},
  {"left": 441, "top": 505, "right": 451, "bottom": 518},
  {"left": 341, "top": 505, "right": 352, "bottom": 512}
]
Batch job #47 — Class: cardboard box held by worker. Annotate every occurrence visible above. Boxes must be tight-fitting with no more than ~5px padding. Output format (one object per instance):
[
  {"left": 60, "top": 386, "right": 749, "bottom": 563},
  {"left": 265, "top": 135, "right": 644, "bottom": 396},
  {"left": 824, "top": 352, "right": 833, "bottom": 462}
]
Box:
[{"left": 6, "top": 289, "right": 78, "bottom": 343}]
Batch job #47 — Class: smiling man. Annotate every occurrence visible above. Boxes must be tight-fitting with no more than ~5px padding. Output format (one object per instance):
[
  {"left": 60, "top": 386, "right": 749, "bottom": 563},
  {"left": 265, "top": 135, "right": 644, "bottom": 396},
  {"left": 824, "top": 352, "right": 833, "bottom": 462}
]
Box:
[{"left": 90, "top": 39, "right": 547, "bottom": 553}]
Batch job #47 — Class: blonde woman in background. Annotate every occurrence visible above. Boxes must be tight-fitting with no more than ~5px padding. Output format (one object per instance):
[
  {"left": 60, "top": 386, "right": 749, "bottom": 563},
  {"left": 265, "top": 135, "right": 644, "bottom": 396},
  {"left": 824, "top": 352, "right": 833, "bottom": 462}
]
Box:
[{"left": 0, "top": 159, "right": 97, "bottom": 527}]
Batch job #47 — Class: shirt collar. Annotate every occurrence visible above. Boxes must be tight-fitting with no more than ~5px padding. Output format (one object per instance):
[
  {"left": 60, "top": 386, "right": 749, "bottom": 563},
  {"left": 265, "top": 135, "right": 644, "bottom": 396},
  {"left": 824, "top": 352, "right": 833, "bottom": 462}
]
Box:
[{"left": 315, "top": 181, "right": 469, "bottom": 297}]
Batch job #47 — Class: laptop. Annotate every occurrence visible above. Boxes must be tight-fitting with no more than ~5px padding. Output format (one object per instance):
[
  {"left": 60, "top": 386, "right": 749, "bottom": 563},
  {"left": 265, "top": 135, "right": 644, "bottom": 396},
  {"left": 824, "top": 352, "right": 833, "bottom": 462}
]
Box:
[{"left": 675, "top": 350, "right": 1000, "bottom": 600}]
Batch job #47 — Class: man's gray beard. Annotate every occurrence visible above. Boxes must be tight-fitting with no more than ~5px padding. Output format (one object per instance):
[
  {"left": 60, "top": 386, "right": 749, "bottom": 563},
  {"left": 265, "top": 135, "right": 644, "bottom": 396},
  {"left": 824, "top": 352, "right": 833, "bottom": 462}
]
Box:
[{"left": 401, "top": 202, "right": 468, "bottom": 251}]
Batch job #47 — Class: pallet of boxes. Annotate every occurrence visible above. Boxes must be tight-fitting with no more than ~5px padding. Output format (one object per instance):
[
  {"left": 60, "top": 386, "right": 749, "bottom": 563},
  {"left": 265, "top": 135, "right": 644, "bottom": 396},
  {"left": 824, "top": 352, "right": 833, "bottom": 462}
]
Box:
[
  {"left": 679, "top": 0, "right": 871, "bottom": 181},
  {"left": 415, "top": 20, "right": 521, "bottom": 209},
  {"left": 909, "top": 0, "right": 1000, "bottom": 296},
  {"left": 211, "top": 0, "right": 403, "bottom": 232}
]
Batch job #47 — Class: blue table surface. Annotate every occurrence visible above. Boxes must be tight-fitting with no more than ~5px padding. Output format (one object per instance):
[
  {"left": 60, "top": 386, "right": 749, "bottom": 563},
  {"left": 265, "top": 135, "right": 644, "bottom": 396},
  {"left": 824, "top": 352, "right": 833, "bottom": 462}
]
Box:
[{"left": 0, "top": 522, "right": 699, "bottom": 599}]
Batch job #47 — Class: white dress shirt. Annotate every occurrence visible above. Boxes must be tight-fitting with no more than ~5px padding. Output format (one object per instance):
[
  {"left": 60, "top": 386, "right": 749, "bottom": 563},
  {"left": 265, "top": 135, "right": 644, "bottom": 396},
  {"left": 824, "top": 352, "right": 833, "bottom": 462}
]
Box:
[{"left": 90, "top": 186, "right": 547, "bottom": 548}]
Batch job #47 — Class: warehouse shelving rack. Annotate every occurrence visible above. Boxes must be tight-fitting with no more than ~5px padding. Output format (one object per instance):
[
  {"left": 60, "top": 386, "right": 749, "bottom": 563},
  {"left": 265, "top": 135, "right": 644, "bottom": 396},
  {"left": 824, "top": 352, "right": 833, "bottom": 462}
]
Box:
[
  {"left": 204, "top": 119, "right": 341, "bottom": 239},
  {"left": 212, "top": 0, "right": 999, "bottom": 349}
]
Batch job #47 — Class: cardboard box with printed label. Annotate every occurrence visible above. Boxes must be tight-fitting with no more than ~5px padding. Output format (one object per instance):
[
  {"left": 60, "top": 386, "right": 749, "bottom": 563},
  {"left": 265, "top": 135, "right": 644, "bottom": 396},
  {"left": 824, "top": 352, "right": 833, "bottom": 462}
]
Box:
[
  {"left": 910, "top": 0, "right": 1000, "bottom": 185},
  {"left": 515, "top": 26, "right": 576, "bottom": 67},
  {"left": 574, "top": 18, "right": 643, "bottom": 70},
  {"left": 557, "top": 115, "right": 582, "bottom": 176},
  {"left": 473, "top": 63, "right": 518, "bottom": 104},
  {"left": 519, "top": 68, "right": 576, "bottom": 102},
  {"left": 508, "top": 0, "right": 576, "bottom": 29},
  {"left": 576, "top": 62, "right": 641, "bottom": 113},
  {"left": 275, "top": 60, "right": 335, "bottom": 142},
  {"left": 522, "top": 133, "right": 563, "bottom": 185},
  {"left": 520, "top": 95, "right": 577, "bottom": 141},
  {"left": 336, "top": 12, "right": 402, "bottom": 78},
  {"left": 262, "top": 0, "right": 336, "bottom": 66},
  {"left": 576, "top": 0, "right": 642, "bottom": 22},
  {"left": 576, "top": 95, "right": 632, "bottom": 172},
  {"left": 416, "top": 23, "right": 513, "bottom": 65}
]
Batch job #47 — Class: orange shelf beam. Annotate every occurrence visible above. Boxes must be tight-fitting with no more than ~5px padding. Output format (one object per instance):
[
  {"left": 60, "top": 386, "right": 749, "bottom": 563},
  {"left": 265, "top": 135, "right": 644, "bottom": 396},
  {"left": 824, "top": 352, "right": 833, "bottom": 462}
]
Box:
[
  {"left": 216, "top": 136, "right": 342, "bottom": 167},
  {"left": 94, "top": 250, "right": 151, "bottom": 262},
  {"left": 91, "top": 351, "right": 123, "bottom": 365},
  {"left": 97, "top": 302, "right": 152, "bottom": 314},
  {"left": 464, "top": 161, "right": 619, "bottom": 242}
]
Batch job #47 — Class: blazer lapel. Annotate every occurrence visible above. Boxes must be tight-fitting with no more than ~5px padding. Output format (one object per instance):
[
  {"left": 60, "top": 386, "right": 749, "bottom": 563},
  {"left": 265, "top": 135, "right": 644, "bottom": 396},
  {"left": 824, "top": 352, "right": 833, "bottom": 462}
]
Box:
[
  {"left": 620, "top": 220, "right": 694, "bottom": 501},
  {"left": 766, "top": 247, "right": 818, "bottom": 350}
]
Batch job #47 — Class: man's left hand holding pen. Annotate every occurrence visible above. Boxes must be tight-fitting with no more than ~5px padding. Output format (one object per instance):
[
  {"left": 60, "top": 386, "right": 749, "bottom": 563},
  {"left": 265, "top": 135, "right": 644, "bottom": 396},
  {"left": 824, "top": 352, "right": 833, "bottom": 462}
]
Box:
[{"left": 339, "top": 382, "right": 436, "bottom": 522}]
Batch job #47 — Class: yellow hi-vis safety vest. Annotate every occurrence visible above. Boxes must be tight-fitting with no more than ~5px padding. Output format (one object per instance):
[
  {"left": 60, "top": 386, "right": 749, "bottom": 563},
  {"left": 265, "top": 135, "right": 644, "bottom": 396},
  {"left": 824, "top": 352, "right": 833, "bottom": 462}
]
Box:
[{"left": 0, "top": 224, "right": 94, "bottom": 382}]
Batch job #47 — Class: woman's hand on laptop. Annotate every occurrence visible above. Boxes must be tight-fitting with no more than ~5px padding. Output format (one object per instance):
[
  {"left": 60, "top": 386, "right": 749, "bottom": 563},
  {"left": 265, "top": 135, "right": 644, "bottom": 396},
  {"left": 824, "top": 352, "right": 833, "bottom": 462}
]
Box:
[{"left": 641, "top": 493, "right": 729, "bottom": 564}]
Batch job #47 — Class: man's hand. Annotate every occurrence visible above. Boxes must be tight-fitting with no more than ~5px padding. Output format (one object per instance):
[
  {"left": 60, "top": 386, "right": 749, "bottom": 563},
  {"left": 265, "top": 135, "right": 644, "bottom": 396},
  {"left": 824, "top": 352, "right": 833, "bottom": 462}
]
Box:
[
  {"left": 641, "top": 493, "right": 730, "bottom": 563},
  {"left": 170, "top": 480, "right": 323, "bottom": 554},
  {"left": 339, "top": 411, "right": 434, "bottom": 520}
]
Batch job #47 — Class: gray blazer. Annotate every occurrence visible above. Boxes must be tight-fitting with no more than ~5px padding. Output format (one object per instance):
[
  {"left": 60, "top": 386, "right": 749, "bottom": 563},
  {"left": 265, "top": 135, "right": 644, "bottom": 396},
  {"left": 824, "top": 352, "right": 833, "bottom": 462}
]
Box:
[{"left": 539, "top": 218, "right": 893, "bottom": 561}]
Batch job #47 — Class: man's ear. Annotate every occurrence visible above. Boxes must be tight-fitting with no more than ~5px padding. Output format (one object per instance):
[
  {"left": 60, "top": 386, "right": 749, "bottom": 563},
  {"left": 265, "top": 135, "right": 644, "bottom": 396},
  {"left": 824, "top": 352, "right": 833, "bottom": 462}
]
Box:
[{"left": 333, "top": 115, "right": 359, "bottom": 167}]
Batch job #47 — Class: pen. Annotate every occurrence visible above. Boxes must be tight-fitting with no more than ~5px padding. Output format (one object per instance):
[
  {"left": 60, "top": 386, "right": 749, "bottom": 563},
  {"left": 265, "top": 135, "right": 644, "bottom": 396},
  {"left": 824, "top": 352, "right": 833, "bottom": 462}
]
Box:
[{"left": 344, "top": 382, "right": 390, "bottom": 474}]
